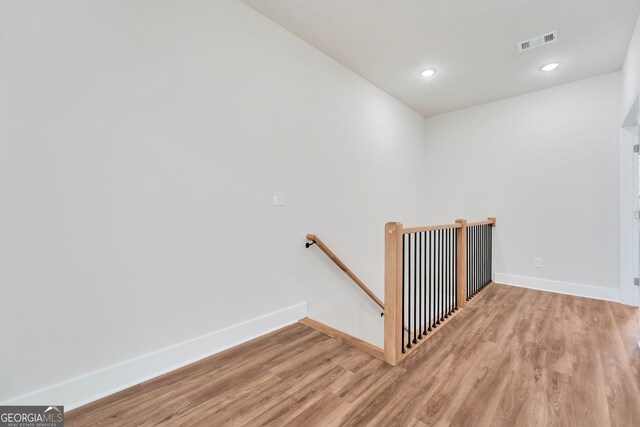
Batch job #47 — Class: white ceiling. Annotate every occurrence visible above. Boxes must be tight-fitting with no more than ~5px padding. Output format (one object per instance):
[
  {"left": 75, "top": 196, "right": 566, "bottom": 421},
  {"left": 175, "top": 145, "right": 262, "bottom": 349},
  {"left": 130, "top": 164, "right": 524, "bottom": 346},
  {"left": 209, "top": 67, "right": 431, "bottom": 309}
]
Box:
[{"left": 241, "top": 0, "right": 640, "bottom": 117}]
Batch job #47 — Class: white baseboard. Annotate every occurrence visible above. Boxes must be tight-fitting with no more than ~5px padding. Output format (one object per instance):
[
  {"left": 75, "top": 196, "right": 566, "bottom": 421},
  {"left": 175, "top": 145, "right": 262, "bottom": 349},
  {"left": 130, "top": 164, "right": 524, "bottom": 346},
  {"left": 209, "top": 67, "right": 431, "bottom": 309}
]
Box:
[
  {"left": 495, "top": 273, "right": 620, "bottom": 303},
  {"left": 1, "top": 302, "right": 307, "bottom": 411}
]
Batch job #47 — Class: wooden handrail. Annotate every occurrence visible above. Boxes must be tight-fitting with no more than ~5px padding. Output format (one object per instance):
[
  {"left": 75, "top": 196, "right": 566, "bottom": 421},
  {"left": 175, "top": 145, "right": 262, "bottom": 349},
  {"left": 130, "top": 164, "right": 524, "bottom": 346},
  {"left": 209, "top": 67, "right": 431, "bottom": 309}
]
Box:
[
  {"left": 402, "top": 223, "right": 462, "bottom": 234},
  {"left": 467, "top": 218, "right": 497, "bottom": 227},
  {"left": 306, "top": 234, "right": 384, "bottom": 311}
]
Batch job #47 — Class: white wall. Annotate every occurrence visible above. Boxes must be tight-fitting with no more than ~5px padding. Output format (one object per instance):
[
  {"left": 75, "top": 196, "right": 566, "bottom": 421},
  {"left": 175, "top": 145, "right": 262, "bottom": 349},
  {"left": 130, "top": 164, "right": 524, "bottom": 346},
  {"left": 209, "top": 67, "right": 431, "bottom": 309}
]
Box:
[
  {"left": 423, "top": 73, "right": 622, "bottom": 296},
  {"left": 623, "top": 13, "right": 640, "bottom": 113},
  {"left": 0, "top": 0, "right": 433, "bottom": 403}
]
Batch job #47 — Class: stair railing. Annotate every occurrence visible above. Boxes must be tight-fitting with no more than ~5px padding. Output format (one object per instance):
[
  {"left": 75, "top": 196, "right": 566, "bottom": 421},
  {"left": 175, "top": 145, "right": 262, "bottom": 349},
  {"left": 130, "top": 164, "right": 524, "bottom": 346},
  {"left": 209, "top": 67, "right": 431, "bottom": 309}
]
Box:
[
  {"left": 304, "top": 217, "right": 496, "bottom": 366},
  {"left": 384, "top": 217, "right": 496, "bottom": 365},
  {"left": 305, "top": 234, "right": 384, "bottom": 313}
]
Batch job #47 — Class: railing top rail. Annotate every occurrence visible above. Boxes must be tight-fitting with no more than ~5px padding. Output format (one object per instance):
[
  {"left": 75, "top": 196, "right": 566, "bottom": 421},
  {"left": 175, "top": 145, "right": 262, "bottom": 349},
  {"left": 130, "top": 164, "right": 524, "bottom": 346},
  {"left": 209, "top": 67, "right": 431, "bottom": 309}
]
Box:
[
  {"left": 402, "top": 223, "right": 461, "bottom": 234},
  {"left": 305, "top": 234, "right": 385, "bottom": 311},
  {"left": 467, "top": 217, "right": 497, "bottom": 227},
  {"left": 467, "top": 220, "right": 492, "bottom": 226}
]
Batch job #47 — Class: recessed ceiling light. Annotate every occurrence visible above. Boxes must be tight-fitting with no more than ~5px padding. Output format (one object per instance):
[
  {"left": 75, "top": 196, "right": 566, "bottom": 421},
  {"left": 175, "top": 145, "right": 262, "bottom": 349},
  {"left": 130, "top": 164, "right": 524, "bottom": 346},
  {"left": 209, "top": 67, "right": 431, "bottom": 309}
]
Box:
[
  {"left": 420, "top": 68, "right": 437, "bottom": 78},
  {"left": 540, "top": 62, "right": 560, "bottom": 72}
]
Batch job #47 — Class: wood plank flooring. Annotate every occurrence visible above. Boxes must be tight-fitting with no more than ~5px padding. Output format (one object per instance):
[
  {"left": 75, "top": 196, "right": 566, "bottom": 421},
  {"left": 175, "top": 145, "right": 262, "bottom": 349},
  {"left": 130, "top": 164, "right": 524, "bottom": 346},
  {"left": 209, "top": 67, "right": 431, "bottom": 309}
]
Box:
[{"left": 66, "top": 284, "right": 640, "bottom": 426}]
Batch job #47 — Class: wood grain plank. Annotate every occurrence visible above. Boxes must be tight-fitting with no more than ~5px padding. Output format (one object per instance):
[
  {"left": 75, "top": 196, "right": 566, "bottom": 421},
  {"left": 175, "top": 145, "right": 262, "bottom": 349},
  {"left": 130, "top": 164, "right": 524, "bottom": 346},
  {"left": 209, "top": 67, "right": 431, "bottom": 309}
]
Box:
[
  {"left": 66, "top": 285, "right": 640, "bottom": 427},
  {"left": 298, "top": 317, "right": 384, "bottom": 360}
]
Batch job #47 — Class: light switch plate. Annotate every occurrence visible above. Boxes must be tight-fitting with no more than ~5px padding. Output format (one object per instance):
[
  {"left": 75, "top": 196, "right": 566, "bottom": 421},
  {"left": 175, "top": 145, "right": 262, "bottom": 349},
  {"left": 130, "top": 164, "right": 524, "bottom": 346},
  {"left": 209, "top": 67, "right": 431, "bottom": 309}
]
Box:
[
  {"left": 534, "top": 257, "right": 543, "bottom": 268},
  {"left": 272, "top": 191, "right": 286, "bottom": 206}
]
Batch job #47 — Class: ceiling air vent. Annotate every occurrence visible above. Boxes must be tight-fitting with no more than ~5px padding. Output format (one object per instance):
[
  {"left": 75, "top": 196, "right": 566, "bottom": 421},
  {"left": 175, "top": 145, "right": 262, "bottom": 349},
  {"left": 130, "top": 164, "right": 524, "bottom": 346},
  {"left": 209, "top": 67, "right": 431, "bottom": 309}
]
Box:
[{"left": 518, "top": 31, "right": 557, "bottom": 52}]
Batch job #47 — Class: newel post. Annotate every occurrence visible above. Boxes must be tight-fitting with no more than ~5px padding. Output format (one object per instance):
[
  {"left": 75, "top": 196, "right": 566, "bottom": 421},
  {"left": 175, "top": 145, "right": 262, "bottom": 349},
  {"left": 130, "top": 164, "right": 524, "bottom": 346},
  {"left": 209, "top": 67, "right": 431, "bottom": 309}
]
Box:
[
  {"left": 455, "top": 219, "right": 467, "bottom": 309},
  {"left": 384, "top": 222, "right": 403, "bottom": 365}
]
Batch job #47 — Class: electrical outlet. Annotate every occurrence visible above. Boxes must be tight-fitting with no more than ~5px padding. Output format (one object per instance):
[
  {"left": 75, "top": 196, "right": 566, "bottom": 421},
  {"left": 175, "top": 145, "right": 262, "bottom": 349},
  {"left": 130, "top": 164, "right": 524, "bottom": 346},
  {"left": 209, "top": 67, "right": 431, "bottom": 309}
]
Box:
[
  {"left": 534, "top": 257, "right": 543, "bottom": 268},
  {"left": 272, "top": 191, "right": 286, "bottom": 206}
]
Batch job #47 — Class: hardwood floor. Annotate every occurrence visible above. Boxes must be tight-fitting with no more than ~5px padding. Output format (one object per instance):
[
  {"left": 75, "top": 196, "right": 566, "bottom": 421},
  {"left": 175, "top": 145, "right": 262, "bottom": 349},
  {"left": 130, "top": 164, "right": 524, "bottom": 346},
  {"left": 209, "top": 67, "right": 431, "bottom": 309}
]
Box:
[{"left": 66, "top": 284, "right": 640, "bottom": 426}]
